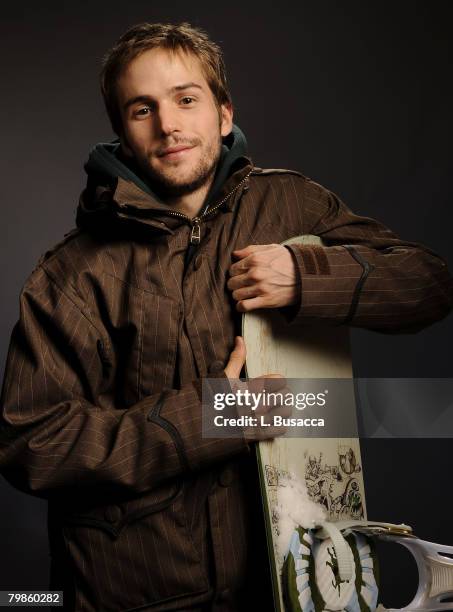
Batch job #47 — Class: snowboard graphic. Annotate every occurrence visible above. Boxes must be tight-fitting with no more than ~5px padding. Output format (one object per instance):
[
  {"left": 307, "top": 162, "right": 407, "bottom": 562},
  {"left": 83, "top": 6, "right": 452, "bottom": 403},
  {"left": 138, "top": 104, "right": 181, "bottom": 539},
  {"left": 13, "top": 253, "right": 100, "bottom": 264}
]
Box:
[{"left": 242, "top": 235, "right": 367, "bottom": 612}]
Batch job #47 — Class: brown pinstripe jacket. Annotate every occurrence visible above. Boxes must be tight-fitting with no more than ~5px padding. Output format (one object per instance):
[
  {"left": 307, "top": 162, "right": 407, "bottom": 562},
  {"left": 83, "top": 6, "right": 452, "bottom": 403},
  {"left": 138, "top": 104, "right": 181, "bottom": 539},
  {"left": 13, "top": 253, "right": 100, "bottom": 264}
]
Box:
[{"left": 0, "top": 155, "right": 452, "bottom": 611}]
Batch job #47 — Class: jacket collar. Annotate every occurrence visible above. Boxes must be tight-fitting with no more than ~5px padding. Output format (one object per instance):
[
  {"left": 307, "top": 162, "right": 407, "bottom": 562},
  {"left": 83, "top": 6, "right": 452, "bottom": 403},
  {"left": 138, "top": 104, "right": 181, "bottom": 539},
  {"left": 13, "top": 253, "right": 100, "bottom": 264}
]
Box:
[
  {"left": 113, "top": 155, "right": 253, "bottom": 213},
  {"left": 77, "top": 124, "right": 253, "bottom": 232},
  {"left": 78, "top": 155, "right": 254, "bottom": 233}
]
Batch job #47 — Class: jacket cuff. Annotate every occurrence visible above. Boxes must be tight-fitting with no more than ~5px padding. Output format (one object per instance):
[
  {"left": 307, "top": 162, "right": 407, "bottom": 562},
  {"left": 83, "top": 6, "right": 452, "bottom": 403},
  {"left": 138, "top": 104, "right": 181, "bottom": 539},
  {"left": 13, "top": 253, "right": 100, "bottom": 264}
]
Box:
[
  {"left": 155, "top": 376, "right": 250, "bottom": 476},
  {"left": 281, "top": 243, "right": 370, "bottom": 325}
]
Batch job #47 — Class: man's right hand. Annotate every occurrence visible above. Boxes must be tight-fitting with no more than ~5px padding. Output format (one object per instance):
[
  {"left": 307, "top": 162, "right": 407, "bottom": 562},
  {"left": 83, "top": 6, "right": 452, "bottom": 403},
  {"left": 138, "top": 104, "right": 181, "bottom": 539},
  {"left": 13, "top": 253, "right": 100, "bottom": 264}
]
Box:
[{"left": 224, "top": 336, "right": 291, "bottom": 441}]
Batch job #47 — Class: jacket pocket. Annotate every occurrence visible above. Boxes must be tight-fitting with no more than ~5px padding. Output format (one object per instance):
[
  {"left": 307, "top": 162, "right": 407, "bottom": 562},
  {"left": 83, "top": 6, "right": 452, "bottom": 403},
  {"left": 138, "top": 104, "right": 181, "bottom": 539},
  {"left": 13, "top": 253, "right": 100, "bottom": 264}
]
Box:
[
  {"left": 97, "top": 272, "right": 181, "bottom": 406},
  {"left": 51, "top": 483, "right": 210, "bottom": 611}
]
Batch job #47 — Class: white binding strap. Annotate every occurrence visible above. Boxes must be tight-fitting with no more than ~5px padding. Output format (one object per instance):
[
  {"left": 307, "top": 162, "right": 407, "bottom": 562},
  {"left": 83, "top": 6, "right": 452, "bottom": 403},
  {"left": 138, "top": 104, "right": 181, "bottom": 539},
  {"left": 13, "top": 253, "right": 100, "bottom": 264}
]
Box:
[
  {"left": 315, "top": 521, "right": 355, "bottom": 582},
  {"left": 315, "top": 519, "right": 453, "bottom": 610},
  {"left": 313, "top": 519, "right": 412, "bottom": 584}
]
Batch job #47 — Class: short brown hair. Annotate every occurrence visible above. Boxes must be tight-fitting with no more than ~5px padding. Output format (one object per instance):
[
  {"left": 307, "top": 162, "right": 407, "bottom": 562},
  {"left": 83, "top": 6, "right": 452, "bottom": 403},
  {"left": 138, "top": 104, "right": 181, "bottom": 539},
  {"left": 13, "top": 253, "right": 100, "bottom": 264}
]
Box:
[{"left": 100, "top": 22, "right": 232, "bottom": 135}]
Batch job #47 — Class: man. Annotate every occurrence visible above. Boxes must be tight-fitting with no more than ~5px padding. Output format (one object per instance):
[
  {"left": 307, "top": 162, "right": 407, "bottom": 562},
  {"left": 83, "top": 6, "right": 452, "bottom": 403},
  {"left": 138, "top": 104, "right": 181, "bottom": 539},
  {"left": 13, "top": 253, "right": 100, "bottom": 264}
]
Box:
[{"left": 0, "top": 21, "right": 452, "bottom": 612}]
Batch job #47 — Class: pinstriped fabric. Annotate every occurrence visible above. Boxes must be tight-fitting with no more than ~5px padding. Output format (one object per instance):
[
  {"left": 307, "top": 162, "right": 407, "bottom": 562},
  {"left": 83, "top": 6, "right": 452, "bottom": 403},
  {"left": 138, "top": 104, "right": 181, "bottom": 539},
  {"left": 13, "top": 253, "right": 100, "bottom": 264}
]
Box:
[
  {"left": 281, "top": 178, "right": 453, "bottom": 330},
  {"left": 0, "top": 160, "right": 452, "bottom": 611}
]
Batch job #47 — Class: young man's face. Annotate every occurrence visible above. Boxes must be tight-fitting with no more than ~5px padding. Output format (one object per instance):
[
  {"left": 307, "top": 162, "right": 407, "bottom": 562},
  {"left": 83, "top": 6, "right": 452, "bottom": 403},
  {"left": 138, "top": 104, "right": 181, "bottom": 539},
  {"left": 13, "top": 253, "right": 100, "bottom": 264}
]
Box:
[{"left": 116, "top": 47, "right": 233, "bottom": 198}]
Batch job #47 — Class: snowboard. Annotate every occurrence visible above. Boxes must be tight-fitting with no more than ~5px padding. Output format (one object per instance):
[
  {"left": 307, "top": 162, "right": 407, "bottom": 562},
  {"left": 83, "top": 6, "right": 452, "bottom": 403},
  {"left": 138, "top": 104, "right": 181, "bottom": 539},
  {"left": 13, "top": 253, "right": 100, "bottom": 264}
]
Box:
[{"left": 242, "top": 235, "right": 367, "bottom": 612}]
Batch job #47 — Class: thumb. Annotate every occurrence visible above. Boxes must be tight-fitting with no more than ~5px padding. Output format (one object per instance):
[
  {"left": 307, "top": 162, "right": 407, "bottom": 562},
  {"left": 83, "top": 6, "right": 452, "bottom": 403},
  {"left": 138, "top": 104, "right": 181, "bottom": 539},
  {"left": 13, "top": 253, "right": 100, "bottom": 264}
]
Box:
[{"left": 224, "top": 336, "right": 246, "bottom": 379}]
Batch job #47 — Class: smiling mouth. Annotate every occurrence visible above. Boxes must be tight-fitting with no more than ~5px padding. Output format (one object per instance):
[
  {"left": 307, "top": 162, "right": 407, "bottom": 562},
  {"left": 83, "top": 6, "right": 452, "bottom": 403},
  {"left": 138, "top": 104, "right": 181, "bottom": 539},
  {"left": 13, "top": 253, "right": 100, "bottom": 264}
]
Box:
[{"left": 158, "top": 145, "right": 195, "bottom": 159}]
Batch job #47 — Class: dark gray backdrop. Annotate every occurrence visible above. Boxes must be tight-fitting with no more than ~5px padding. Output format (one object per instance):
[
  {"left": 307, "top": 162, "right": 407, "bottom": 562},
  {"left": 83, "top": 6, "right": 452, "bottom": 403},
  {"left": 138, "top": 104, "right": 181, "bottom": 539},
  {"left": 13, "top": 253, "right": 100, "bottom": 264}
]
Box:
[{"left": 1, "top": 1, "right": 452, "bottom": 607}]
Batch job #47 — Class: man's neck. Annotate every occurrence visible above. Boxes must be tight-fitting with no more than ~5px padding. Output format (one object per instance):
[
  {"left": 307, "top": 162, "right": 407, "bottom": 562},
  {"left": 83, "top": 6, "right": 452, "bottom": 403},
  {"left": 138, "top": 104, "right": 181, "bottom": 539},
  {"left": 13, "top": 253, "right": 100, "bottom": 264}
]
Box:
[{"left": 164, "top": 177, "right": 214, "bottom": 219}]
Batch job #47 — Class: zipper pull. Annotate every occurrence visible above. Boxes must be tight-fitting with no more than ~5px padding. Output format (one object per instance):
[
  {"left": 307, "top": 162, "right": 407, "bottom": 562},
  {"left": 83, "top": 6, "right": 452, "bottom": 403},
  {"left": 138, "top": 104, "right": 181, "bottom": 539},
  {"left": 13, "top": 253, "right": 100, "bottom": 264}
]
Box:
[{"left": 190, "top": 217, "right": 201, "bottom": 245}]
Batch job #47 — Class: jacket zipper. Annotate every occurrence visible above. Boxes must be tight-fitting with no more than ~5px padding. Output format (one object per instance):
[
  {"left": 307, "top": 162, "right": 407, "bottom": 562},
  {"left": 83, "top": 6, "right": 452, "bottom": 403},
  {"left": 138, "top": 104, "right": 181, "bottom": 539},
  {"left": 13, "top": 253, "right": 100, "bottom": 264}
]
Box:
[{"left": 165, "top": 169, "right": 252, "bottom": 245}]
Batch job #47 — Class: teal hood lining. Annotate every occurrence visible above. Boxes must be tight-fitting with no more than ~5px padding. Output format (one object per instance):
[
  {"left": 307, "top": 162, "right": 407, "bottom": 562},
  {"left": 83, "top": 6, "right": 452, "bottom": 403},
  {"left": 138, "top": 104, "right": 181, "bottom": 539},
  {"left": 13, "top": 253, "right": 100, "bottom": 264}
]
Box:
[{"left": 83, "top": 124, "right": 249, "bottom": 215}]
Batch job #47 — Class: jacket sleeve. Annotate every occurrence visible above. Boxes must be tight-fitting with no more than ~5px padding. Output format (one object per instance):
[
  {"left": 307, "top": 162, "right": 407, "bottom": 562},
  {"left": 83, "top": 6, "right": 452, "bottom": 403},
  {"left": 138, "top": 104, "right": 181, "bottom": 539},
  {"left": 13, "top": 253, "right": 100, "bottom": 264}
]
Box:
[
  {"left": 0, "top": 265, "right": 248, "bottom": 499},
  {"left": 282, "top": 178, "right": 453, "bottom": 332}
]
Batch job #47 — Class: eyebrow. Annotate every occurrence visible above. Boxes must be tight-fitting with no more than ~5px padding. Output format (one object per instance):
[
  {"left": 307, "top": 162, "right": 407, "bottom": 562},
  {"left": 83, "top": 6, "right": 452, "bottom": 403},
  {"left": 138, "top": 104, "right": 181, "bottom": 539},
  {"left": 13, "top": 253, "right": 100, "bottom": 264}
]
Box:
[{"left": 123, "top": 82, "right": 203, "bottom": 111}]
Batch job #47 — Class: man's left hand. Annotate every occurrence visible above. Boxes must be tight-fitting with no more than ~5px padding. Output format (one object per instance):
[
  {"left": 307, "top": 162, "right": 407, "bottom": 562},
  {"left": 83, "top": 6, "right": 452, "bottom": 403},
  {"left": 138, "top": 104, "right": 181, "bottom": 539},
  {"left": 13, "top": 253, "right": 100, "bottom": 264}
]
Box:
[{"left": 227, "top": 244, "right": 299, "bottom": 312}]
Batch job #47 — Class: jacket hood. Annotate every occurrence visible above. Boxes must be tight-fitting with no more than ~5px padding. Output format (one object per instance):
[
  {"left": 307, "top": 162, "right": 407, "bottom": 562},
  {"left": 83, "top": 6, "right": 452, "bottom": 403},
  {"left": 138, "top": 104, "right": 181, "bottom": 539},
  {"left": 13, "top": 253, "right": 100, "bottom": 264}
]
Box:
[{"left": 77, "top": 124, "right": 251, "bottom": 230}]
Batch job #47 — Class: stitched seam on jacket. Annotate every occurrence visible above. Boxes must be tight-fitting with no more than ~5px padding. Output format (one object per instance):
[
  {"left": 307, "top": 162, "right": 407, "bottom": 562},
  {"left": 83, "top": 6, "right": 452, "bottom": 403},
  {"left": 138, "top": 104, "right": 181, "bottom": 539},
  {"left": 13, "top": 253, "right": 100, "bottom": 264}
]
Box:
[
  {"left": 342, "top": 245, "right": 375, "bottom": 324},
  {"left": 147, "top": 400, "right": 191, "bottom": 472},
  {"left": 62, "top": 486, "right": 182, "bottom": 539},
  {"left": 38, "top": 264, "right": 112, "bottom": 354}
]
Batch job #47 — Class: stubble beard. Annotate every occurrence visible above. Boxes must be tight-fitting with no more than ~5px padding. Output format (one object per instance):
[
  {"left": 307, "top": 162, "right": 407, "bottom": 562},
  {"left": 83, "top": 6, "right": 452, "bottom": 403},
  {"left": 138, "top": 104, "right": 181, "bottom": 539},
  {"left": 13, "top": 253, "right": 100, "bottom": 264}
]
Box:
[{"left": 137, "top": 131, "right": 222, "bottom": 199}]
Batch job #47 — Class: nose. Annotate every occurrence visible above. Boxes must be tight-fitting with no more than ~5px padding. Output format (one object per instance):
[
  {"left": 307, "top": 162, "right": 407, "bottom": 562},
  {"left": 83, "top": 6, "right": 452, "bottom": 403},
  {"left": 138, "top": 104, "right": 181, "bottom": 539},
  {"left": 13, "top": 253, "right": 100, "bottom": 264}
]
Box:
[{"left": 155, "top": 103, "right": 180, "bottom": 136}]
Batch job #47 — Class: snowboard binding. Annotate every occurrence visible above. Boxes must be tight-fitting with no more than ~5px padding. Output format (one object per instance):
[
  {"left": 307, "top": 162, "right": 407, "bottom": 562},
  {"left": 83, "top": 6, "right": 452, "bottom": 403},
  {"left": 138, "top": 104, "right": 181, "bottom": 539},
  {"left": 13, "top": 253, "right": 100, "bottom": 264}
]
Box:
[{"left": 282, "top": 519, "right": 453, "bottom": 611}]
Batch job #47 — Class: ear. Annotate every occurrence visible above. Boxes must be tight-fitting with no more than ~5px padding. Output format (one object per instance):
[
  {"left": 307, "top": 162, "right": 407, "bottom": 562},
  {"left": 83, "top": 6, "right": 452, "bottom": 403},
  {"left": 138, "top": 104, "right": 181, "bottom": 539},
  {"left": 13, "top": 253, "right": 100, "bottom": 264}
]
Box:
[{"left": 220, "top": 102, "right": 234, "bottom": 137}]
